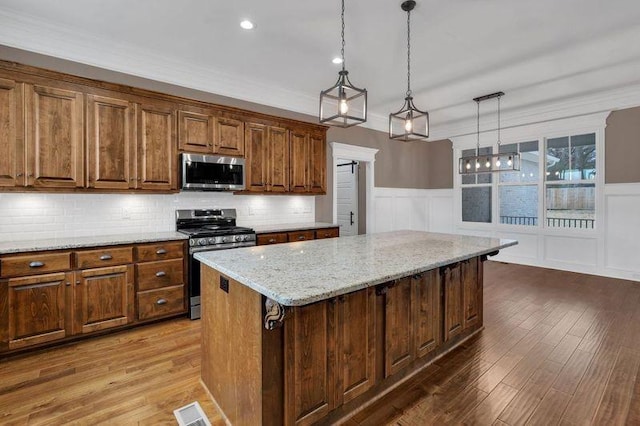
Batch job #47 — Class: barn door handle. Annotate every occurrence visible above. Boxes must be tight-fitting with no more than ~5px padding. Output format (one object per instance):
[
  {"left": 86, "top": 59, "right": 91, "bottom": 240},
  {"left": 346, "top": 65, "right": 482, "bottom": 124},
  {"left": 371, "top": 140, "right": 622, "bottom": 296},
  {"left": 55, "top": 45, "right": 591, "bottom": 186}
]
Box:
[{"left": 350, "top": 211, "right": 354, "bottom": 226}]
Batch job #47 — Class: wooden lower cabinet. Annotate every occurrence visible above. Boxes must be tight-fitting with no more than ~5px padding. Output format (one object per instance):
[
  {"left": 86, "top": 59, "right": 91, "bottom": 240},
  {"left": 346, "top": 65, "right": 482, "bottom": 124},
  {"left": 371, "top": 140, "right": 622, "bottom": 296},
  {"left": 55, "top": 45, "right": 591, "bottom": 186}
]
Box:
[
  {"left": 462, "top": 257, "right": 481, "bottom": 330},
  {"left": 201, "top": 257, "right": 484, "bottom": 426},
  {"left": 256, "top": 227, "right": 339, "bottom": 246},
  {"left": 74, "top": 265, "right": 134, "bottom": 334},
  {"left": 0, "top": 272, "right": 72, "bottom": 351}
]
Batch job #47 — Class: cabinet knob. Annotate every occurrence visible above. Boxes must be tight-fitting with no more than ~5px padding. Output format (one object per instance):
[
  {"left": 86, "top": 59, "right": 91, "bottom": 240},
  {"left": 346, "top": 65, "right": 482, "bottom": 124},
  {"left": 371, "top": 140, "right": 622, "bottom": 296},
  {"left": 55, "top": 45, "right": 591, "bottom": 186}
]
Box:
[
  {"left": 156, "top": 248, "right": 167, "bottom": 255},
  {"left": 17, "top": 173, "right": 23, "bottom": 177},
  {"left": 99, "top": 254, "right": 113, "bottom": 261},
  {"left": 268, "top": 239, "right": 277, "bottom": 244},
  {"left": 28, "top": 173, "right": 34, "bottom": 178},
  {"left": 155, "top": 271, "right": 166, "bottom": 277},
  {"left": 29, "top": 261, "right": 44, "bottom": 268},
  {"left": 297, "top": 236, "right": 306, "bottom": 241},
  {"left": 156, "top": 298, "right": 168, "bottom": 305},
  {"left": 76, "top": 280, "right": 81, "bottom": 285},
  {"left": 65, "top": 282, "right": 71, "bottom": 286}
]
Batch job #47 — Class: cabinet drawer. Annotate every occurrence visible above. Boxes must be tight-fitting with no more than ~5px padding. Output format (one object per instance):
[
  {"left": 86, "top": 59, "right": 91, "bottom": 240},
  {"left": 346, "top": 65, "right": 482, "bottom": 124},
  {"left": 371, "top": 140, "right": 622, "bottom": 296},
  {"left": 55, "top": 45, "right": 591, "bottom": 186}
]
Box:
[
  {"left": 137, "top": 285, "right": 185, "bottom": 320},
  {"left": 137, "top": 259, "right": 184, "bottom": 291},
  {"left": 257, "top": 232, "right": 288, "bottom": 246},
  {"left": 0, "top": 252, "right": 72, "bottom": 278},
  {"left": 315, "top": 228, "right": 339, "bottom": 239},
  {"left": 135, "top": 241, "right": 184, "bottom": 262},
  {"left": 75, "top": 247, "right": 133, "bottom": 269},
  {"left": 288, "top": 230, "right": 315, "bottom": 242}
]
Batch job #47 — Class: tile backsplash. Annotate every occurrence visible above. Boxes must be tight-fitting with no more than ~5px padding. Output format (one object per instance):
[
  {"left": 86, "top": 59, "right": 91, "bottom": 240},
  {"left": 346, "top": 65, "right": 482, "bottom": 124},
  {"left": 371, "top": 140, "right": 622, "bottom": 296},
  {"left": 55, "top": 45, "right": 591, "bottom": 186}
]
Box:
[{"left": 0, "top": 192, "right": 315, "bottom": 242}]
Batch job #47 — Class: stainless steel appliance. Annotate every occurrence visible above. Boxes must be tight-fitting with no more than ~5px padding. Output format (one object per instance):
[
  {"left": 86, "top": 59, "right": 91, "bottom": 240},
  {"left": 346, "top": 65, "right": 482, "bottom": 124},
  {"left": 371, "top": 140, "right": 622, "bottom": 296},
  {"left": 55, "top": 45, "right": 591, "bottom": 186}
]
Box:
[
  {"left": 176, "top": 208, "right": 256, "bottom": 319},
  {"left": 181, "top": 153, "right": 245, "bottom": 191}
]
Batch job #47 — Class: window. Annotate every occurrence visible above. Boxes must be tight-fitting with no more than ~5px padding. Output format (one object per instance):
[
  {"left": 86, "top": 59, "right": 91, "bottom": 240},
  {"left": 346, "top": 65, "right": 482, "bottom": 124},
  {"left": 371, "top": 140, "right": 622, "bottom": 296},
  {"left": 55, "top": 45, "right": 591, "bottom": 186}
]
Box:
[
  {"left": 498, "top": 141, "right": 539, "bottom": 226},
  {"left": 545, "top": 133, "right": 596, "bottom": 229},
  {"left": 461, "top": 147, "right": 492, "bottom": 223}
]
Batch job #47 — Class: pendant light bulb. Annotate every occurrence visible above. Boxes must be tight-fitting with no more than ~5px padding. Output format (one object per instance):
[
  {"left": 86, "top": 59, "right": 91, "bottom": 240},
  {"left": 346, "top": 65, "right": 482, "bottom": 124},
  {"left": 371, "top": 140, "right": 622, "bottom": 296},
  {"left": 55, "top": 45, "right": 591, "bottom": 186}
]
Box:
[
  {"left": 465, "top": 160, "right": 471, "bottom": 170},
  {"left": 495, "top": 158, "right": 501, "bottom": 167},
  {"left": 475, "top": 161, "right": 480, "bottom": 169},
  {"left": 507, "top": 156, "right": 513, "bottom": 166},
  {"left": 339, "top": 98, "right": 349, "bottom": 115},
  {"left": 485, "top": 158, "right": 491, "bottom": 168},
  {"left": 404, "top": 118, "right": 413, "bottom": 132}
]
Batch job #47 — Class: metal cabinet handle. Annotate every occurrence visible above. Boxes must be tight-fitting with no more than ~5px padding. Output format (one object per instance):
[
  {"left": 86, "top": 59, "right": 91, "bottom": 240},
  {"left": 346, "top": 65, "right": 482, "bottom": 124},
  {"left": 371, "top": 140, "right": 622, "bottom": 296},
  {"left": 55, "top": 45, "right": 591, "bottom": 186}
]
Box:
[
  {"left": 268, "top": 238, "right": 277, "bottom": 243},
  {"left": 156, "top": 249, "right": 167, "bottom": 255},
  {"left": 100, "top": 254, "right": 112, "bottom": 261},
  {"left": 76, "top": 280, "right": 81, "bottom": 285},
  {"left": 297, "top": 236, "right": 306, "bottom": 241},
  {"left": 17, "top": 173, "right": 23, "bottom": 177},
  {"left": 324, "top": 233, "right": 330, "bottom": 237},
  {"left": 29, "top": 261, "right": 44, "bottom": 268},
  {"left": 155, "top": 271, "right": 166, "bottom": 277},
  {"left": 156, "top": 298, "right": 167, "bottom": 305},
  {"left": 66, "top": 281, "right": 71, "bottom": 287}
]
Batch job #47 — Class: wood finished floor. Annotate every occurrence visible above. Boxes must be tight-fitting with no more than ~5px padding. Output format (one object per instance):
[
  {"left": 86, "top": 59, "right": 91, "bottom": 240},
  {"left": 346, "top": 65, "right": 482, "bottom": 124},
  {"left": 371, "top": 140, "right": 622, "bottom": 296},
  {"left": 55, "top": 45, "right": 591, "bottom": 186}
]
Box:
[{"left": 1, "top": 261, "right": 639, "bottom": 425}]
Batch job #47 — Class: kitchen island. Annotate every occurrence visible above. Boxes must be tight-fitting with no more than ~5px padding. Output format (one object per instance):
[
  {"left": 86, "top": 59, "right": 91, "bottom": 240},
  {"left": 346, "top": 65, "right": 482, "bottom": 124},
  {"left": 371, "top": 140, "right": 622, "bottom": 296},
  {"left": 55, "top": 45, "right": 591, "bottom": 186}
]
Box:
[{"left": 196, "top": 231, "right": 516, "bottom": 425}]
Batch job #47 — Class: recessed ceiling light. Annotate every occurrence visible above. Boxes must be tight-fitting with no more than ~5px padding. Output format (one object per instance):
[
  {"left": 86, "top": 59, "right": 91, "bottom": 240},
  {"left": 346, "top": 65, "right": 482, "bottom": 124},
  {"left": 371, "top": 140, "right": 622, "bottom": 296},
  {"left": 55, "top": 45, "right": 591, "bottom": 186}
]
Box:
[
  {"left": 240, "top": 20, "right": 254, "bottom": 30},
  {"left": 332, "top": 57, "right": 343, "bottom": 64}
]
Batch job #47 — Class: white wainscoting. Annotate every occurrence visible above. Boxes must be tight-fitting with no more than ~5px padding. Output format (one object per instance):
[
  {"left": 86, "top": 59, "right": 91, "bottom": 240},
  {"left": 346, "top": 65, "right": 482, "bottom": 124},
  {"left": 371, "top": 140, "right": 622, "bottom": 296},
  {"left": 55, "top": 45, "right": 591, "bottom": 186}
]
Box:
[
  {"left": 372, "top": 188, "right": 454, "bottom": 234},
  {"left": 459, "top": 183, "right": 640, "bottom": 282}
]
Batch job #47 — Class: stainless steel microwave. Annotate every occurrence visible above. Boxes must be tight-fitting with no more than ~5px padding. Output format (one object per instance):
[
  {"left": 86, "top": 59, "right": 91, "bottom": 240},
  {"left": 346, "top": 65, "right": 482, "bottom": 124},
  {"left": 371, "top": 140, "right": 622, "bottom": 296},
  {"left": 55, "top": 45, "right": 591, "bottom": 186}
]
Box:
[{"left": 181, "top": 153, "right": 245, "bottom": 191}]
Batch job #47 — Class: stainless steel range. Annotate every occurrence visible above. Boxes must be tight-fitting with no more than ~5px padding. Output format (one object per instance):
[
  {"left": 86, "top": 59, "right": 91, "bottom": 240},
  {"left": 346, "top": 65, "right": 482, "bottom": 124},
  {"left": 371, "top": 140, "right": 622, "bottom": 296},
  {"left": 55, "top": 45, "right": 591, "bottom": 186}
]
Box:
[{"left": 176, "top": 208, "right": 256, "bottom": 319}]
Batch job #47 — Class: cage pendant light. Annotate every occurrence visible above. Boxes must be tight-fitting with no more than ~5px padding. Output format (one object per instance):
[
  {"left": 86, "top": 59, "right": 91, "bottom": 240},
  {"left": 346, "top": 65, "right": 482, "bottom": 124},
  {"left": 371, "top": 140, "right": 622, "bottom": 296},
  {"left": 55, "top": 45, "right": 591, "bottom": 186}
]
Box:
[
  {"left": 319, "top": 0, "right": 367, "bottom": 127},
  {"left": 389, "top": 0, "right": 429, "bottom": 141},
  {"left": 458, "top": 92, "right": 521, "bottom": 174}
]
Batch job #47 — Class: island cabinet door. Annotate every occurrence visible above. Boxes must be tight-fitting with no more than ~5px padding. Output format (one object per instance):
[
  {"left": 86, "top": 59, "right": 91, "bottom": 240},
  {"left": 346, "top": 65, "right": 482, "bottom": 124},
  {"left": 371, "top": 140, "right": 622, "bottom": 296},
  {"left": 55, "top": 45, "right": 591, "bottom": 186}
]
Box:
[
  {"left": 335, "top": 288, "right": 376, "bottom": 405},
  {"left": 462, "top": 257, "right": 481, "bottom": 331},
  {"left": 442, "top": 263, "right": 463, "bottom": 342},
  {"left": 284, "top": 299, "right": 337, "bottom": 426},
  {"left": 384, "top": 277, "right": 415, "bottom": 377},
  {"left": 414, "top": 270, "right": 441, "bottom": 359}
]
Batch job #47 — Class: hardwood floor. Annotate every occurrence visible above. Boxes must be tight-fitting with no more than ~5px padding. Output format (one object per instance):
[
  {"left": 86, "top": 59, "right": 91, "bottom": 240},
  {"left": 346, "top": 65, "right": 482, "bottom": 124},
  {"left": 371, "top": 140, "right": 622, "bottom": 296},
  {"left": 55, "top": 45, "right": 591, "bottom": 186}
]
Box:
[{"left": 1, "top": 261, "right": 639, "bottom": 425}]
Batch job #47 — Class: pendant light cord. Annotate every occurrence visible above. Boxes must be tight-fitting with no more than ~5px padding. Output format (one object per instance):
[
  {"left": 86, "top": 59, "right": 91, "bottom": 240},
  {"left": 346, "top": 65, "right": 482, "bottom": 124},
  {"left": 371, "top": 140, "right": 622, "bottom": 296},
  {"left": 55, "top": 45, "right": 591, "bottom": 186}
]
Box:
[
  {"left": 341, "top": 0, "right": 346, "bottom": 71},
  {"left": 476, "top": 101, "right": 480, "bottom": 156},
  {"left": 497, "top": 95, "right": 501, "bottom": 147},
  {"left": 406, "top": 7, "right": 411, "bottom": 97}
]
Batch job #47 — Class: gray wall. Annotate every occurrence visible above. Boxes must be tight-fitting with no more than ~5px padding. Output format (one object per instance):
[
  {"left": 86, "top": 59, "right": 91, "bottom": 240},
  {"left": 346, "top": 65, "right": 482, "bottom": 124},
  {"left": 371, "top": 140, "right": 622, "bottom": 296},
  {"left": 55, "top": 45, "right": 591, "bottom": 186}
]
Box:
[
  {"left": 606, "top": 107, "right": 640, "bottom": 184},
  {"left": 0, "top": 45, "right": 453, "bottom": 227}
]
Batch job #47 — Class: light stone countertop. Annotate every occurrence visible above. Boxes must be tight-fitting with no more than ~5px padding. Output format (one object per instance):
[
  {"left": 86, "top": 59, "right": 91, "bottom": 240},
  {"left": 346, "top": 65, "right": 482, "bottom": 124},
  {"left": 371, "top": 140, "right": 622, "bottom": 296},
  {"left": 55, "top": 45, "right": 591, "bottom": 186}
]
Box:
[
  {"left": 0, "top": 231, "right": 188, "bottom": 254},
  {"left": 252, "top": 222, "right": 338, "bottom": 234},
  {"left": 195, "top": 230, "right": 517, "bottom": 306}
]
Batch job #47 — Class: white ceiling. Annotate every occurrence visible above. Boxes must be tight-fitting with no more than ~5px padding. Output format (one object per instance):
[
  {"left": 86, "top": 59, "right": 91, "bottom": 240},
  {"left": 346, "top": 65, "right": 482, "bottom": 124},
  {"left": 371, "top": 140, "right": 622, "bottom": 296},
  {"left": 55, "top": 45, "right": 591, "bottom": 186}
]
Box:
[{"left": 1, "top": 0, "right": 640, "bottom": 136}]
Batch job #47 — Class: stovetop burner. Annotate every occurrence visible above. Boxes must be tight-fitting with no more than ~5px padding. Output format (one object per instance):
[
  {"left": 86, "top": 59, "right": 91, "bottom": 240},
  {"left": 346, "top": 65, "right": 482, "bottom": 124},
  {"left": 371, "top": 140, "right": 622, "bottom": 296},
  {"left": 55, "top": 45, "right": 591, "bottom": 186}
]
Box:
[
  {"left": 177, "top": 226, "right": 255, "bottom": 238},
  {"left": 175, "top": 209, "right": 256, "bottom": 248}
]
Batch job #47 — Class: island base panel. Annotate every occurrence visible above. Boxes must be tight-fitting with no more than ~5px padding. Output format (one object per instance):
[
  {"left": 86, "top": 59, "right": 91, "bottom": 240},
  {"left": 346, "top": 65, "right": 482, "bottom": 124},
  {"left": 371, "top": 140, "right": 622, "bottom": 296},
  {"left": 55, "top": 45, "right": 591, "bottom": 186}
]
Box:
[{"left": 200, "top": 256, "right": 485, "bottom": 426}]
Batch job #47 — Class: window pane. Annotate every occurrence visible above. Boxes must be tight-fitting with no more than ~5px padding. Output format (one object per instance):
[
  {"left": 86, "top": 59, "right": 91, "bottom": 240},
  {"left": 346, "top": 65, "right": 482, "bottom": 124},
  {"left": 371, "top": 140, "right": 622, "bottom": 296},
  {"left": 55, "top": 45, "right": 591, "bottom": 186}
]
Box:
[
  {"left": 545, "top": 183, "right": 595, "bottom": 229},
  {"left": 462, "top": 187, "right": 492, "bottom": 223},
  {"left": 500, "top": 141, "right": 539, "bottom": 183},
  {"left": 499, "top": 186, "right": 538, "bottom": 226},
  {"left": 546, "top": 137, "right": 570, "bottom": 181},
  {"left": 570, "top": 133, "right": 596, "bottom": 180}
]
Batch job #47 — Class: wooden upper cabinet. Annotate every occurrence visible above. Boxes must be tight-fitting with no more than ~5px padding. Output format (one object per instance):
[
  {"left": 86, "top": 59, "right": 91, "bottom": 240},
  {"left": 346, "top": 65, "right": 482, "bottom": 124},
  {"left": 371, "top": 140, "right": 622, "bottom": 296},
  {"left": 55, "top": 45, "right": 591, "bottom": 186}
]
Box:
[
  {"left": 215, "top": 117, "right": 244, "bottom": 157},
  {"left": 136, "top": 102, "right": 177, "bottom": 191},
  {"left": 245, "top": 122, "right": 268, "bottom": 192},
  {"left": 0, "top": 78, "right": 24, "bottom": 187},
  {"left": 178, "top": 109, "right": 214, "bottom": 153},
  {"left": 309, "top": 133, "right": 327, "bottom": 193},
  {"left": 268, "top": 126, "right": 289, "bottom": 192},
  {"left": 289, "top": 130, "right": 309, "bottom": 193},
  {"left": 25, "top": 84, "right": 84, "bottom": 188},
  {"left": 87, "top": 94, "right": 135, "bottom": 189}
]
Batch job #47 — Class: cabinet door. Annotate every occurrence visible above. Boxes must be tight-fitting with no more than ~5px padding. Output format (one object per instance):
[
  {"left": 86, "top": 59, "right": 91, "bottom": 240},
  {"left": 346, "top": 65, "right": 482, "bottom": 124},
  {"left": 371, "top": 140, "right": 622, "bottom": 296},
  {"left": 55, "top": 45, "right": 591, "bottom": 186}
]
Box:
[
  {"left": 215, "top": 117, "right": 244, "bottom": 156},
  {"left": 443, "top": 264, "right": 463, "bottom": 342},
  {"left": 2, "top": 272, "right": 71, "bottom": 351},
  {"left": 137, "top": 102, "right": 177, "bottom": 190},
  {"left": 336, "top": 288, "right": 376, "bottom": 404},
  {"left": 178, "top": 109, "right": 214, "bottom": 153},
  {"left": 75, "top": 265, "right": 134, "bottom": 334},
  {"left": 268, "top": 126, "right": 290, "bottom": 192},
  {"left": 0, "top": 78, "right": 24, "bottom": 187},
  {"left": 25, "top": 84, "right": 84, "bottom": 188},
  {"left": 87, "top": 94, "right": 135, "bottom": 189},
  {"left": 309, "top": 133, "right": 326, "bottom": 193},
  {"left": 384, "top": 277, "right": 414, "bottom": 377},
  {"left": 414, "top": 270, "right": 441, "bottom": 358},
  {"left": 289, "top": 130, "right": 309, "bottom": 193},
  {"left": 244, "top": 122, "right": 268, "bottom": 192},
  {"left": 285, "top": 300, "right": 336, "bottom": 425},
  {"left": 462, "top": 257, "right": 480, "bottom": 330}
]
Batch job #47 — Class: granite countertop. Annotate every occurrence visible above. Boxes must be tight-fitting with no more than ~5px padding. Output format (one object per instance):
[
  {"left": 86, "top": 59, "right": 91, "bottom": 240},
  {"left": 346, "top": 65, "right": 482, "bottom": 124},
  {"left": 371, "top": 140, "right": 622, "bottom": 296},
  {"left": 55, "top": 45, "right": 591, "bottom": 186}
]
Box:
[
  {"left": 252, "top": 222, "right": 338, "bottom": 234},
  {"left": 0, "top": 231, "right": 188, "bottom": 254},
  {"left": 195, "top": 231, "right": 517, "bottom": 306}
]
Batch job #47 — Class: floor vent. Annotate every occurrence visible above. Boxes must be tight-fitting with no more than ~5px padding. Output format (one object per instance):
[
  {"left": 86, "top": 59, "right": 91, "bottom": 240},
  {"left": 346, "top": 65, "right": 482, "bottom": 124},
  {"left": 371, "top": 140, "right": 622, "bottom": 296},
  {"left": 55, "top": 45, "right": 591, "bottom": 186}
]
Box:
[{"left": 173, "top": 401, "right": 211, "bottom": 426}]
